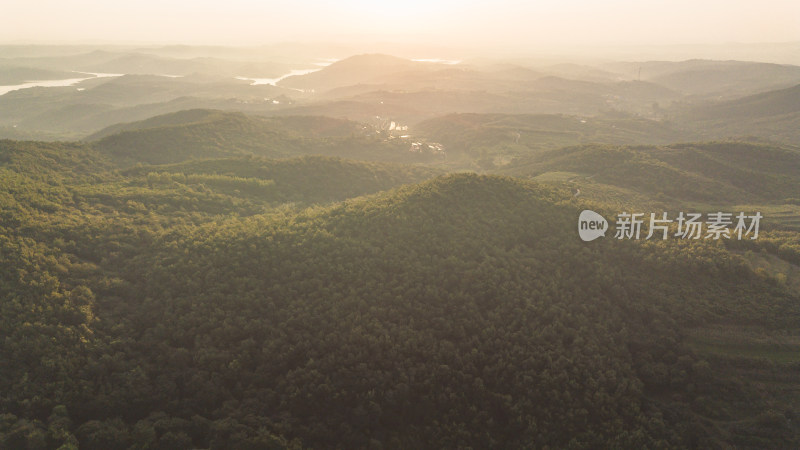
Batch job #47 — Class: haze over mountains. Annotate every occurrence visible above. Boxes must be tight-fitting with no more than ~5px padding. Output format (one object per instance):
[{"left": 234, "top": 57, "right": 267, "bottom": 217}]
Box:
[
  {"left": 3, "top": 45, "right": 800, "bottom": 146},
  {"left": 2, "top": 42, "right": 800, "bottom": 448}
]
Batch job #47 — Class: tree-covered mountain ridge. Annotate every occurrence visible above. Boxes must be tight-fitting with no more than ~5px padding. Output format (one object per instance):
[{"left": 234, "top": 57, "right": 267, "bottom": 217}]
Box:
[{"left": 1, "top": 139, "right": 798, "bottom": 448}]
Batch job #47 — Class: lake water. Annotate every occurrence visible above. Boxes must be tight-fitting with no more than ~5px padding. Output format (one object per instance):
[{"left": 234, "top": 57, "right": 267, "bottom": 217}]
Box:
[
  {"left": 0, "top": 58, "right": 455, "bottom": 96},
  {"left": 235, "top": 68, "right": 322, "bottom": 86},
  {"left": 235, "top": 60, "right": 337, "bottom": 86},
  {"left": 0, "top": 72, "right": 122, "bottom": 96}
]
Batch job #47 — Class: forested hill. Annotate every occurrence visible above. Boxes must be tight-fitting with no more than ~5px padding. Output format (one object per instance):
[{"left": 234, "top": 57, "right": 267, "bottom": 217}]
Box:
[
  {"left": 675, "top": 84, "right": 800, "bottom": 144},
  {"left": 86, "top": 109, "right": 365, "bottom": 141},
  {"left": 87, "top": 110, "right": 422, "bottom": 166},
  {"left": 0, "top": 139, "right": 440, "bottom": 222},
  {"left": 502, "top": 141, "right": 800, "bottom": 204},
  {"left": 1, "top": 141, "right": 798, "bottom": 449},
  {"left": 413, "top": 112, "right": 684, "bottom": 163},
  {"left": 687, "top": 84, "right": 800, "bottom": 120},
  {"left": 122, "top": 155, "right": 441, "bottom": 205}
]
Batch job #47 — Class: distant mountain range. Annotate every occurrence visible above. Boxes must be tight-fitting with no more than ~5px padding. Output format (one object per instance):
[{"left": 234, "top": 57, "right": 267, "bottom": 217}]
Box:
[{"left": 2, "top": 50, "right": 800, "bottom": 146}]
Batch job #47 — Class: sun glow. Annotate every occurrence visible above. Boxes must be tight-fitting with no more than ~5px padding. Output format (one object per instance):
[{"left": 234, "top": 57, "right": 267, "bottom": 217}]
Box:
[{"left": 1, "top": 0, "right": 798, "bottom": 46}]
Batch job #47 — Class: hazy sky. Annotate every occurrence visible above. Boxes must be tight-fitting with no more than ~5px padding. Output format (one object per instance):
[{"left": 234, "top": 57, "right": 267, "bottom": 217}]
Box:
[{"left": 4, "top": 0, "right": 800, "bottom": 47}]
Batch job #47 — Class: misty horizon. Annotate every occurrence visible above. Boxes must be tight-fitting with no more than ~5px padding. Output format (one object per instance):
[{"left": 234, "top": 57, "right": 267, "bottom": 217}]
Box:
[
  {"left": 2, "top": 42, "right": 800, "bottom": 67},
  {"left": 5, "top": 0, "right": 800, "bottom": 50}
]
